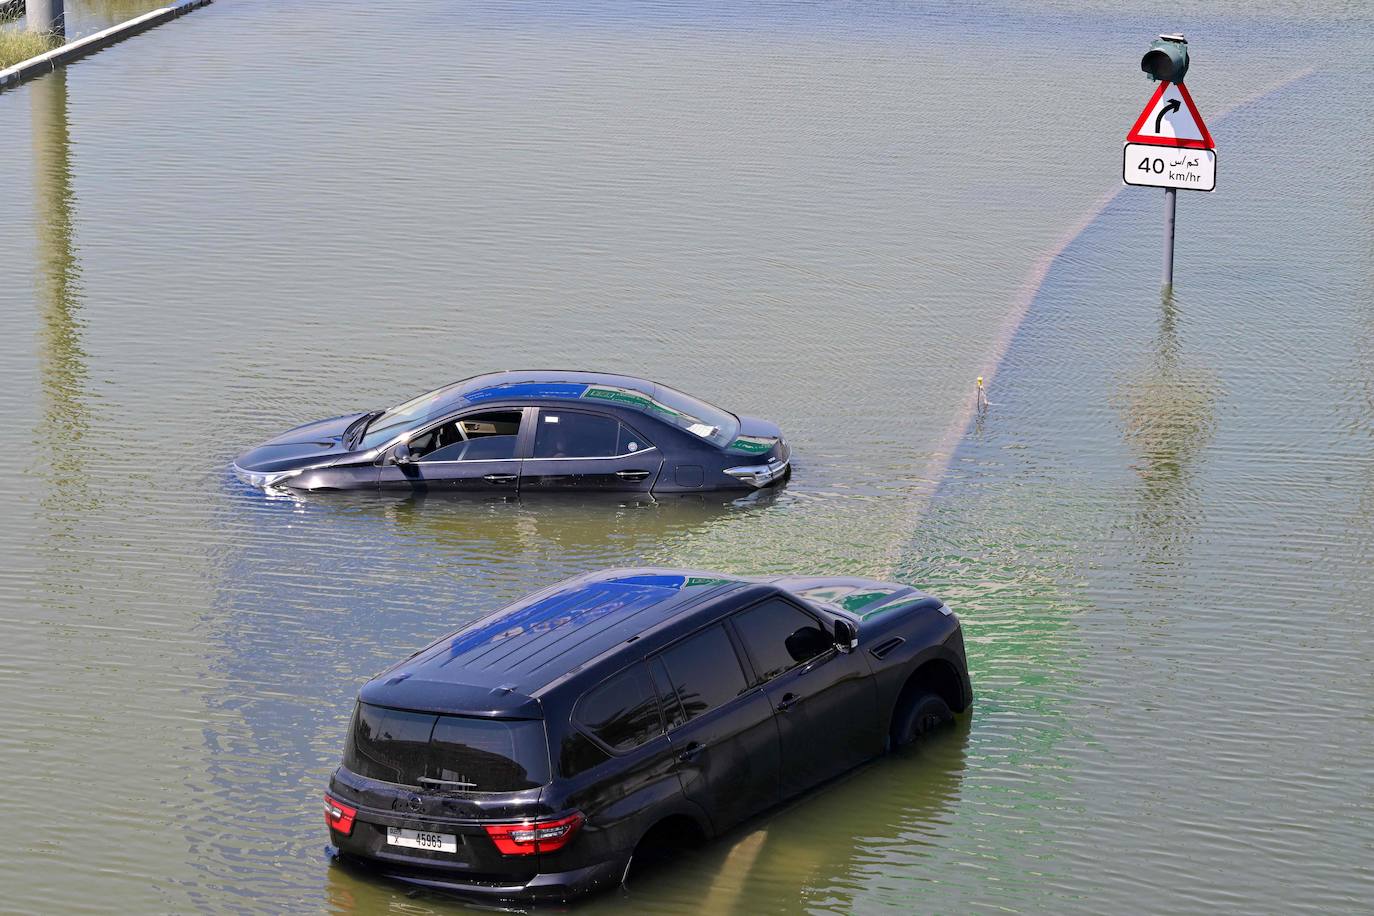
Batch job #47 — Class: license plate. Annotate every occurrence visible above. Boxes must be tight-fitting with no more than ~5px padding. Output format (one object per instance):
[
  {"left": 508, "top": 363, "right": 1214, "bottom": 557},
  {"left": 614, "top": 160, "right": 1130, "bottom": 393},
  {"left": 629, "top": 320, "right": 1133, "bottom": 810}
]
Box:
[{"left": 386, "top": 826, "right": 458, "bottom": 854}]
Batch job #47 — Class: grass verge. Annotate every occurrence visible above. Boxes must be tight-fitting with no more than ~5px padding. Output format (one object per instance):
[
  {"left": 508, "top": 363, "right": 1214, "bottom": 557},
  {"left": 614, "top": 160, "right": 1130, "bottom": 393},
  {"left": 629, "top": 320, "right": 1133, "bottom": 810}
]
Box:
[{"left": 1, "top": 29, "right": 59, "bottom": 70}]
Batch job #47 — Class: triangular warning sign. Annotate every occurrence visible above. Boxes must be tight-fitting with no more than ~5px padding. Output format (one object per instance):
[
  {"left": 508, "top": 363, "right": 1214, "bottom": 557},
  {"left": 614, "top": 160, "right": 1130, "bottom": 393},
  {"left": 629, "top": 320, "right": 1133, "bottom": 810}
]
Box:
[{"left": 1126, "top": 81, "right": 1214, "bottom": 150}]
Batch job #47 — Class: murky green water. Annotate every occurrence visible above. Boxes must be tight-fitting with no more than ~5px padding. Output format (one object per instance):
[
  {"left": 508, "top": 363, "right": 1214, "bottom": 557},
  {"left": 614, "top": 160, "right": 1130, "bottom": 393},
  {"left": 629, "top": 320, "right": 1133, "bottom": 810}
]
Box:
[{"left": 1, "top": 1, "right": 1372, "bottom": 912}]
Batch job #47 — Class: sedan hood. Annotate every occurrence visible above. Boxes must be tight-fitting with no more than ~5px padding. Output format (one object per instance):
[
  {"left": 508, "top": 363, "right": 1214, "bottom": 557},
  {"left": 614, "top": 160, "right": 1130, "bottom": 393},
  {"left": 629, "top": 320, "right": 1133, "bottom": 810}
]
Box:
[{"left": 234, "top": 411, "right": 366, "bottom": 473}]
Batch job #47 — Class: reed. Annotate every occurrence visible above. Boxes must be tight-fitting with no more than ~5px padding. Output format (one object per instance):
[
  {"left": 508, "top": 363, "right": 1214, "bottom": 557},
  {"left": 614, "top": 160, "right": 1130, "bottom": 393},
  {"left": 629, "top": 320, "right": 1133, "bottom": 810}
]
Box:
[{"left": 0, "top": 30, "right": 59, "bottom": 70}]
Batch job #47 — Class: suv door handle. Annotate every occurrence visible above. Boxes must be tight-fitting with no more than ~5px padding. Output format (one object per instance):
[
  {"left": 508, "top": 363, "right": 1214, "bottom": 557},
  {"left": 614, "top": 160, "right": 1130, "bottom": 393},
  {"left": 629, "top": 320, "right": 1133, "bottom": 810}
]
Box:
[
  {"left": 615, "top": 469, "right": 651, "bottom": 481},
  {"left": 676, "top": 741, "right": 705, "bottom": 763},
  {"left": 775, "top": 693, "right": 800, "bottom": 713},
  {"left": 483, "top": 474, "right": 517, "bottom": 484}
]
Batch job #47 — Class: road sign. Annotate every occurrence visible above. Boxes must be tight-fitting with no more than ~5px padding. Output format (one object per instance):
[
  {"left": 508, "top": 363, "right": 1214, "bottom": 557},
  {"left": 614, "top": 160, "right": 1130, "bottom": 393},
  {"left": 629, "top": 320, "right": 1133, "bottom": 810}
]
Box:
[
  {"left": 1123, "top": 143, "right": 1215, "bottom": 192},
  {"left": 1126, "top": 81, "right": 1213, "bottom": 149}
]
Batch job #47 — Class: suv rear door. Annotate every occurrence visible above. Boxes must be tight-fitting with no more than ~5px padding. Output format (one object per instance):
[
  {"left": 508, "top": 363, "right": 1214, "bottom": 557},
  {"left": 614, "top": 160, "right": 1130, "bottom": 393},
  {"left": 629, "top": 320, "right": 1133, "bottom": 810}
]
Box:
[
  {"left": 519, "top": 408, "right": 663, "bottom": 492},
  {"left": 649, "top": 624, "right": 780, "bottom": 832}
]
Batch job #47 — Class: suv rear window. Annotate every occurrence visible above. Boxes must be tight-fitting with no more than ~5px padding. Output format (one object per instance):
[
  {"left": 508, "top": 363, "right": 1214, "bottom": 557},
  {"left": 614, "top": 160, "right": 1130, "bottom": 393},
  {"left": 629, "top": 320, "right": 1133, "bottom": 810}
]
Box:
[{"left": 344, "top": 703, "right": 549, "bottom": 792}]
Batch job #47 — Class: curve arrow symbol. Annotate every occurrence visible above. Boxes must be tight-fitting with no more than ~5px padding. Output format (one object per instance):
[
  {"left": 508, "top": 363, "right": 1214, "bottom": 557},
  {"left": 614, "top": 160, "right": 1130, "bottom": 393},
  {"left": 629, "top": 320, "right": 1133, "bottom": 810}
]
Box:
[{"left": 1155, "top": 98, "right": 1181, "bottom": 133}]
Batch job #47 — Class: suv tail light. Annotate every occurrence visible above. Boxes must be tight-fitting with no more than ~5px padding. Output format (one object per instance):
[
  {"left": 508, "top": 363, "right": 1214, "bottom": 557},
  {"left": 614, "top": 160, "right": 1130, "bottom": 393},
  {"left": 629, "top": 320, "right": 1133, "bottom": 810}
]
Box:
[
  {"left": 484, "top": 812, "right": 584, "bottom": 855},
  {"left": 324, "top": 794, "right": 357, "bottom": 836}
]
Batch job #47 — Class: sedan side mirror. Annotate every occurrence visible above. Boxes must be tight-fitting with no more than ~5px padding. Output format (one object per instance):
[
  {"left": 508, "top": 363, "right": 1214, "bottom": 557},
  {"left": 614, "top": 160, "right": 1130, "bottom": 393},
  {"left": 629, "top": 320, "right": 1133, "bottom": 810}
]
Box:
[
  {"left": 834, "top": 619, "right": 857, "bottom": 652},
  {"left": 392, "top": 443, "right": 414, "bottom": 465}
]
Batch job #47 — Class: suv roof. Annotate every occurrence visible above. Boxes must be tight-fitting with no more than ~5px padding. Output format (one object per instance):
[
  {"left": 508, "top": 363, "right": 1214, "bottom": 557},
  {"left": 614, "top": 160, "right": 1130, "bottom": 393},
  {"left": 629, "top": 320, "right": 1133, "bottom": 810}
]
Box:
[{"left": 359, "top": 569, "right": 751, "bottom": 717}]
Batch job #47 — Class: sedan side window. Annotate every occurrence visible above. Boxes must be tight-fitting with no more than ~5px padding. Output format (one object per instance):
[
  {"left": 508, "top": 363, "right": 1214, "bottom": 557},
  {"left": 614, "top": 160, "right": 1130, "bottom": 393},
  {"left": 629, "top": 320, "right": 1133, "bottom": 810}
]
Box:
[
  {"left": 574, "top": 663, "right": 663, "bottom": 752},
  {"left": 533, "top": 412, "right": 621, "bottom": 459},
  {"left": 656, "top": 625, "right": 749, "bottom": 724},
  {"left": 732, "top": 599, "right": 832, "bottom": 682},
  {"left": 414, "top": 410, "right": 522, "bottom": 462}
]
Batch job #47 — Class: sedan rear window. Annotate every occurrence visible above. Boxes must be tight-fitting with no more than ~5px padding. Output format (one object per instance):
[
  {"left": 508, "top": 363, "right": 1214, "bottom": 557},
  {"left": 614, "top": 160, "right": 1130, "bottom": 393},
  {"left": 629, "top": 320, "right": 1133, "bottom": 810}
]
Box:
[{"left": 344, "top": 703, "right": 549, "bottom": 792}]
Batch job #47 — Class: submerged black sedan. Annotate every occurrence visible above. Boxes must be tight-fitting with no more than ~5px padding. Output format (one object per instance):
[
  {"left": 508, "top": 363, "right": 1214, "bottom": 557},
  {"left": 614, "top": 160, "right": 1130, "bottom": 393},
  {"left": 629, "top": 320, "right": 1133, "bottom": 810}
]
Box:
[{"left": 233, "top": 371, "right": 790, "bottom": 494}]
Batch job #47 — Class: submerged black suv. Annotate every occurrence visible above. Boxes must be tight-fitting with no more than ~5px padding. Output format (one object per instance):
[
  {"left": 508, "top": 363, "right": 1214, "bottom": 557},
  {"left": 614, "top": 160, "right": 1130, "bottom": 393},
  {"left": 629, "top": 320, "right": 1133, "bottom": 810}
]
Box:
[{"left": 325, "top": 568, "right": 972, "bottom": 904}]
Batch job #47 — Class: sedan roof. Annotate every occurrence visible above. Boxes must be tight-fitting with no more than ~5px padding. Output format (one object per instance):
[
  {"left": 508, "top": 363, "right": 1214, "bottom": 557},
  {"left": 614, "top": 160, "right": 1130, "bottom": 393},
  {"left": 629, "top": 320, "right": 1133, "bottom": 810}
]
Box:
[{"left": 408, "top": 370, "right": 720, "bottom": 421}]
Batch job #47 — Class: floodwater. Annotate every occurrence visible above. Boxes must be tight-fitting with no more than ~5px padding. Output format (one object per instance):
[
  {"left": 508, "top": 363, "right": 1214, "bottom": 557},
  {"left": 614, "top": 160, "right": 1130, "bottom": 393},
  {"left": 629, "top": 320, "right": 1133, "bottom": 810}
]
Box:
[{"left": 1, "top": 1, "right": 1371, "bottom": 912}]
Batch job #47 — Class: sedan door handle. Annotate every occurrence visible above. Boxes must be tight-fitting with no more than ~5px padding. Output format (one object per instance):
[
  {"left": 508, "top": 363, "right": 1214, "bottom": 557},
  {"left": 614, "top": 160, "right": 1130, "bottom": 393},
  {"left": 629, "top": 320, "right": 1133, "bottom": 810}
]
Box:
[
  {"left": 615, "top": 469, "right": 651, "bottom": 481},
  {"left": 483, "top": 474, "right": 517, "bottom": 484},
  {"left": 775, "top": 693, "right": 800, "bottom": 713},
  {"left": 676, "top": 741, "right": 705, "bottom": 763}
]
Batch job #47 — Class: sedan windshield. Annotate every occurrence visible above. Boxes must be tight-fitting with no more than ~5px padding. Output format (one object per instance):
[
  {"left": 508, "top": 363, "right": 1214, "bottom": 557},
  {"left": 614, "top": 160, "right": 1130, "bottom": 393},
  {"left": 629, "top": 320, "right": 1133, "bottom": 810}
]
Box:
[{"left": 358, "top": 383, "right": 466, "bottom": 450}]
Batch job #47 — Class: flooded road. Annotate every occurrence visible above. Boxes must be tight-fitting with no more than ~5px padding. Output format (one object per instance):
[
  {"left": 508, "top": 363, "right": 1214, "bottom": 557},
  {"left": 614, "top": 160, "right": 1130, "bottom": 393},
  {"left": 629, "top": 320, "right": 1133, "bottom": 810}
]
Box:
[{"left": 1, "top": 1, "right": 1372, "bottom": 912}]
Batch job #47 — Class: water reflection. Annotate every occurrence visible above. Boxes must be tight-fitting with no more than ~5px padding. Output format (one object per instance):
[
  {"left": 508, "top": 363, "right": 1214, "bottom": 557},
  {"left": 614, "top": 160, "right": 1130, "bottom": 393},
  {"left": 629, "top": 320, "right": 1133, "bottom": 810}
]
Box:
[
  {"left": 29, "top": 69, "right": 94, "bottom": 516},
  {"left": 1112, "top": 290, "right": 1218, "bottom": 579}
]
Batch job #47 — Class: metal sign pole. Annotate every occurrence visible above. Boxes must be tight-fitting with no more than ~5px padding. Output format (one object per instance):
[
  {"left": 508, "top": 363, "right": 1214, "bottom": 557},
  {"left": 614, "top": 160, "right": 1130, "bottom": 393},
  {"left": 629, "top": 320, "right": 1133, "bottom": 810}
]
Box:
[{"left": 1162, "top": 186, "right": 1176, "bottom": 288}]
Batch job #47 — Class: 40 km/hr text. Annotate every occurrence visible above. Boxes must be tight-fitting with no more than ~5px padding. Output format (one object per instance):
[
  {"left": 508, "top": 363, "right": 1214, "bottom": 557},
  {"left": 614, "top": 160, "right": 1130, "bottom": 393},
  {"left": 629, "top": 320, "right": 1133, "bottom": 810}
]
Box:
[{"left": 1122, "top": 142, "right": 1216, "bottom": 192}]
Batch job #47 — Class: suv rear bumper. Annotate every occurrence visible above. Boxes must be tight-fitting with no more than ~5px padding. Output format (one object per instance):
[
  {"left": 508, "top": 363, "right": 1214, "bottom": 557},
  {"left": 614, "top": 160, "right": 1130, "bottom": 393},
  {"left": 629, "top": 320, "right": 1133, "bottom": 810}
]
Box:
[{"left": 330, "top": 846, "right": 627, "bottom": 904}]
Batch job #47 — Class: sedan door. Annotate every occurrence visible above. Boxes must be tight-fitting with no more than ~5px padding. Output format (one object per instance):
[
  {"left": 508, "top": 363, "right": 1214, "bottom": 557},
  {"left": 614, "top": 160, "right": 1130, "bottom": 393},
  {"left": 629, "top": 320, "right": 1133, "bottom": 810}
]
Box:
[
  {"left": 519, "top": 408, "right": 663, "bottom": 492},
  {"left": 730, "top": 598, "right": 883, "bottom": 800},
  {"left": 376, "top": 408, "right": 528, "bottom": 493}
]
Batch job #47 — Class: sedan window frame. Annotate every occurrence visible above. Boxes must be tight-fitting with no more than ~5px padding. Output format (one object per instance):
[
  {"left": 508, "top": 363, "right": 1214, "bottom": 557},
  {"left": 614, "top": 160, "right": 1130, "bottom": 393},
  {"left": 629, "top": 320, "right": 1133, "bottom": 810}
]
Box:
[
  {"left": 523, "top": 407, "right": 658, "bottom": 463},
  {"left": 371, "top": 405, "right": 534, "bottom": 464}
]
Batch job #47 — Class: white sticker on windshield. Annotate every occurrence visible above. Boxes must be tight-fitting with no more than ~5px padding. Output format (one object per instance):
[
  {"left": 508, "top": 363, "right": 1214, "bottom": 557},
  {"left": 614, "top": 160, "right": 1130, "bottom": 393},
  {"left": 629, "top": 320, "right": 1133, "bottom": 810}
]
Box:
[
  {"left": 687, "top": 423, "right": 715, "bottom": 437},
  {"left": 544, "top": 416, "right": 559, "bottom": 423},
  {"left": 628, "top": 442, "right": 638, "bottom": 451}
]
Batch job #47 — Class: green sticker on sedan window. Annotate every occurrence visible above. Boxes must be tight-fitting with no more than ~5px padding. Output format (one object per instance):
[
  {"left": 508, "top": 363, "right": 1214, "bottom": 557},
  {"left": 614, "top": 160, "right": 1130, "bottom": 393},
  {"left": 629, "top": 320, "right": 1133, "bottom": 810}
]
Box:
[
  {"left": 683, "top": 576, "right": 738, "bottom": 588},
  {"left": 583, "top": 385, "right": 682, "bottom": 419}
]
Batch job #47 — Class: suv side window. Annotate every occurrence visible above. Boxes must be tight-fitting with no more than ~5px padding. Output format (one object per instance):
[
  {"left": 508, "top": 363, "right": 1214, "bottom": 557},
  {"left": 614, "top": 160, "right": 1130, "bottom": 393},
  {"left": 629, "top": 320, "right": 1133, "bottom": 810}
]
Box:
[
  {"left": 657, "top": 625, "right": 749, "bottom": 724},
  {"left": 732, "top": 598, "right": 832, "bottom": 682},
  {"left": 574, "top": 663, "right": 663, "bottom": 752},
  {"left": 534, "top": 411, "right": 624, "bottom": 459}
]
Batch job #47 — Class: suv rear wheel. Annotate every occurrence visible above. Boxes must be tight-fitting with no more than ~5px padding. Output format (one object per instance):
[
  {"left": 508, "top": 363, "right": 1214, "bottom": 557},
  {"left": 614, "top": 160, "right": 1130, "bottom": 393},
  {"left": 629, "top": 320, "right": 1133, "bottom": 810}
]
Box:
[{"left": 891, "top": 691, "right": 953, "bottom": 748}]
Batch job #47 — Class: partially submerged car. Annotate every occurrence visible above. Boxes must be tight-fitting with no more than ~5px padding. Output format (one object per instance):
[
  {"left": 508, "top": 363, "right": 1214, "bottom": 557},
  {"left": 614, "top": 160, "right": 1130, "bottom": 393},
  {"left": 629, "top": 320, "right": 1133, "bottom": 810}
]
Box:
[
  {"left": 233, "top": 371, "right": 789, "bottom": 494},
  {"left": 325, "top": 568, "right": 971, "bottom": 904}
]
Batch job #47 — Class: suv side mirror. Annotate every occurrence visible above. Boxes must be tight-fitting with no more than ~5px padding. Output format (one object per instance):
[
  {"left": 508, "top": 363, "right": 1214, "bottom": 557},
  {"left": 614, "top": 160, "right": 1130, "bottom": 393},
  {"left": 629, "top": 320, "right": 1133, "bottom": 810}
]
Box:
[
  {"left": 833, "top": 619, "right": 857, "bottom": 652},
  {"left": 392, "top": 442, "right": 414, "bottom": 465}
]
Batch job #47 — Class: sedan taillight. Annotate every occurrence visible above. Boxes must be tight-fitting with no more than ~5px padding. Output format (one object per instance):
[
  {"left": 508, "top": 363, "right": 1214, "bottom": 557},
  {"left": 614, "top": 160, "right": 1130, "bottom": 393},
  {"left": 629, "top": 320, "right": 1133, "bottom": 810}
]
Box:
[
  {"left": 483, "top": 812, "right": 584, "bottom": 855},
  {"left": 324, "top": 794, "right": 357, "bottom": 836}
]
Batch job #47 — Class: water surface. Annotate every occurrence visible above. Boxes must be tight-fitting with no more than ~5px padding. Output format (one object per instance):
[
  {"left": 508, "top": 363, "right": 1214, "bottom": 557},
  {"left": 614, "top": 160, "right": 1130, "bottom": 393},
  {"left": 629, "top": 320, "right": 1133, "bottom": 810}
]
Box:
[{"left": 0, "top": 1, "right": 1371, "bottom": 912}]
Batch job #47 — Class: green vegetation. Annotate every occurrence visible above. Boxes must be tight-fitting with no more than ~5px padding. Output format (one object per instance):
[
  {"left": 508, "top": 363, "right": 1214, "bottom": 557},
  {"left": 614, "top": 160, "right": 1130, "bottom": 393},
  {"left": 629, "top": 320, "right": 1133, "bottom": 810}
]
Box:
[{"left": 0, "top": 30, "right": 59, "bottom": 70}]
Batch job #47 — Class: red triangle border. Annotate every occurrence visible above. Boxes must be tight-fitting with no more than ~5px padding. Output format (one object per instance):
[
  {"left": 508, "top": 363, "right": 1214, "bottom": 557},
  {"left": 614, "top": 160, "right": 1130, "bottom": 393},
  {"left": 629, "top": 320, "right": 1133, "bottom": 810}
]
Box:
[{"left": 1126, "top": 81, "right": 1215, "bottom": 150}]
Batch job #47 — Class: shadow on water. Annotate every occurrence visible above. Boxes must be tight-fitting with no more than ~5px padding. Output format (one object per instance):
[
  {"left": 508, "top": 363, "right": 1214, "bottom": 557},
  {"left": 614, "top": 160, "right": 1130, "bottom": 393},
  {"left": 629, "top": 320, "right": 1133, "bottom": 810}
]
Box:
[
  {"left": 319, "top": 717, "right": 971, "bottom": 915},
  {"left": 1111, "top": 289, "right": 1219, "bottom": 582}
]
